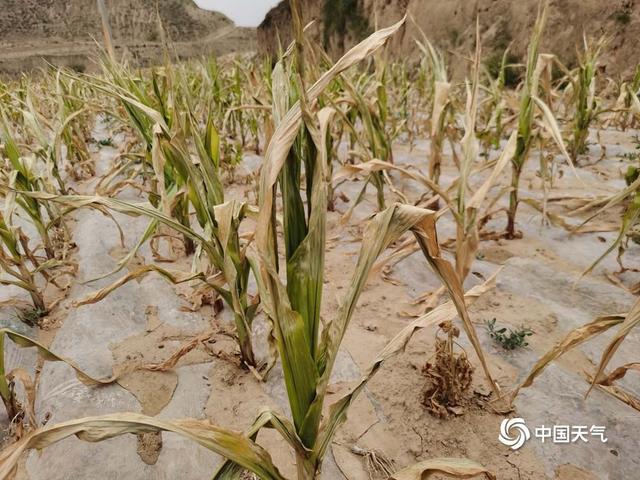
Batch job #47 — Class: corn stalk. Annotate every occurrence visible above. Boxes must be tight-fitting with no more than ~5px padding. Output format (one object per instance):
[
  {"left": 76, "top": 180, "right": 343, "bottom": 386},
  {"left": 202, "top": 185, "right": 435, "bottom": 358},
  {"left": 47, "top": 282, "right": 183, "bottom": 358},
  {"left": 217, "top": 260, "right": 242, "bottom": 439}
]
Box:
[
  {"left": 416, "top": 36, "right": 451, "bottom": 187},
  {"left": 569, "top": 37, "right": 605, "bottom": 161},
  {"left": 505, "top": 0, "right": 548, "bottom": 238}
]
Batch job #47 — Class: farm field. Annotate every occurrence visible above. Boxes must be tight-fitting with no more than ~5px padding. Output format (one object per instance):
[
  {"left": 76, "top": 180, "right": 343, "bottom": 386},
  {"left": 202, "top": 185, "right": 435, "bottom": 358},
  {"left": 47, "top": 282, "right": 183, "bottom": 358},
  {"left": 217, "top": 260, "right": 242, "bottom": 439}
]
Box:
[{"left": 0, "top": 3, "right": 639, "bottom": 479}]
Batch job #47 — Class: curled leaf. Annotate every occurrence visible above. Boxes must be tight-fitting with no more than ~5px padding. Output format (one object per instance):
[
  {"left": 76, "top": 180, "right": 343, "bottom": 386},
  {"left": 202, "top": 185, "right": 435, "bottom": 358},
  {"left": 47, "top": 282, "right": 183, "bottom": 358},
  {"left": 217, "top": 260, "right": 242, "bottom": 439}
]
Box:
[
  {"left": 509, "top": 313, "right": 626, "bottom": 402},
  {"left": 391, "top": 457, "right": 496, "bottom": 479},
  {"left": 0, "top": 413, "right": 286, "bottom": 480}
]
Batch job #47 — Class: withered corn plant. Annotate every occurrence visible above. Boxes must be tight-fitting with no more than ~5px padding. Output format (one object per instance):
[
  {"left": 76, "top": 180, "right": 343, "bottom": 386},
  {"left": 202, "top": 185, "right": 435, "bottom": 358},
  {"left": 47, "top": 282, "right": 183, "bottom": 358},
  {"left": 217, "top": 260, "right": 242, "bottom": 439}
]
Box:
[
  {"left": 0, "top": 20, "right": 495, "bottom": 480},
  {"left": 416, "top": 36, "right": 451, "bottom": 187},
  {"left": 98, "top": 59, "right": 198, "bottom": 254},
  {"left": 569, "top": 37, "right": 605, "bottom": 161},
  {"left": 505, "top": 1, "right": 548, "bottom": 238},
  {"left": 363, "top": 27, "right": 517, "bottom": 286},
  {"left": 611, "top": 65, "right": 640, "bottom": 130},
  {"left": 337, "top": 68, "right": 395, "bottom": 210},
  {"left": 19, "top": 86, "right": 72, "bottom": 196},
  {"left": 479, "top": 48, "right": 510, "bottom": 151},
  {"left": 504, "top": 0, "right": 573, "bottom": 238},
  {"left": 26, "top": 118, "right": 261, "bottom": 370},
  {"left": 386, "top": 61, "right": 415, "bottom": 143},
  {"left": 54, "top": 70, "right": 94, "bottom": 179},
  {"left": 452, "top": 28, "right": 518, "bottom": 281},
  {"left": 0, "top": 112, "right": 57, "bottom": 260},
  {"left": 0, "top": 111, "right": 75, "bottom": 313},
  {"left": 0, "top": 211, "right": 47, "bottom": 313}
]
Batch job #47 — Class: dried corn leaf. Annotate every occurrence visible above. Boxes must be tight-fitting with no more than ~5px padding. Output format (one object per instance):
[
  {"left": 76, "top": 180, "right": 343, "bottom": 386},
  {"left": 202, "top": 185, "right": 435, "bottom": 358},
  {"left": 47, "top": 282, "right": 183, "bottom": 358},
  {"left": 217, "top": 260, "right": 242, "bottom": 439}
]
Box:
[
  {"left": 213, "top": 408, "right": 309, "bottom": 479},
  {"left": 0, "top": 413, "right": 285, "bottom": 480},
  {"left": 509, "top": 313, "right": 626, "bottom": 402},
  {"left": 5, "top": 367, "right": 37, "bottom": 428},
  {"left": 532, "top": 95, "right": 581, "bottom": 181},
  {"left": 586, "top": 373, "right": 640, "bottom": 411},
  {"left": 0, "top": 329, "right": 117, "bottom": 388},
  {"left": 588, "top": 297, "right": 640, "bottom": 395},
  {"left": 390, "top": 457, "right": 495, "bottom": 479},
  {"left": 596, "top": 362, "right": 640, "bottom": 386},
  {"left": 74, "top": 265, "right": 206, "bottom": 307},
  {"left": 580, "top": 192, "right": 640, "bottom": 279}
]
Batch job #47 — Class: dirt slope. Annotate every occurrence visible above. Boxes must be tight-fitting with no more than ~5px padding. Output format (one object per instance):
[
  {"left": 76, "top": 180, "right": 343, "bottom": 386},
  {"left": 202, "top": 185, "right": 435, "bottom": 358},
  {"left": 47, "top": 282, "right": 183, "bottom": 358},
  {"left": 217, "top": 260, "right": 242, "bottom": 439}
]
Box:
[
  {"left": 0, "top": 0, "right": 256, "bottom": 74},
  {"left": 258, "top": 0, "right": 640, "bottom": 78}
]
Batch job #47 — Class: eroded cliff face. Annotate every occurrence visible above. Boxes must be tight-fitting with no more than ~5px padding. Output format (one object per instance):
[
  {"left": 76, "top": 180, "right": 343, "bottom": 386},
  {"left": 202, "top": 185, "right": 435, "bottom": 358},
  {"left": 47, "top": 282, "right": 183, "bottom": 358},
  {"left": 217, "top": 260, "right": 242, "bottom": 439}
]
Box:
[
  {"left": 258, "top": 0, "right": 640, "bottom": 77},
  {"left": 0, "top": 0, "right": 232, "bottom": 44},
  {"left": 0, "top": 0, "right": 256, "bottom": 74}
]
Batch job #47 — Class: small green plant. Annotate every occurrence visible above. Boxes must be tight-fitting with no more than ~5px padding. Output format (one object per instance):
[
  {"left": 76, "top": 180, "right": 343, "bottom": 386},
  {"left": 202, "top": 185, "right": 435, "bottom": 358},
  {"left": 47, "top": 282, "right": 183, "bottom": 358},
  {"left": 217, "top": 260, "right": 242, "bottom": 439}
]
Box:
[
  {"left": 98, "top": 137, "right": 114, "bottom": 147},
  {"left": 15, "top": 307, "right": 47, "bottom": 327},
  {"left": 486, "top": 318, "right": 533, "bottom": 350}
]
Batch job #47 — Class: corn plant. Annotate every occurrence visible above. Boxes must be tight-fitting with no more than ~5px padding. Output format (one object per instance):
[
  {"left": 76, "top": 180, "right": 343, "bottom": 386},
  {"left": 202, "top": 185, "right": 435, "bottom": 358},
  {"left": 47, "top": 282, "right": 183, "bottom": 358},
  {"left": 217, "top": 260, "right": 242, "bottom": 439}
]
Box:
[
  {"left": 372, "top": 25, "right": 516, "bottom": 287},
  {"left": 452, "top": 28, "right": 518, "bottom": 281},
  {"left": 611, "top": 65, "right": 640, "bottom": 130},
  {"left": 98, "top": 60, "right": 202, "bottom": 255},
  {"left": 416, "top": 36, "right": 451, "bottom": 187},
  {"left": 28, "top": 115, "right": 260, "bottom": 370},
  {"left": 54, "top": 70, "right": 94, "bottom": 179},
  {"left": 0, "top": 21, "right": 495, "bottom": 480},
  {"left": 505, "top": 0, "right": 548, "bottom": 238},
  {"left": 337, "top": 70, "right": 394, "bottom": 210},
  {"left": 569, "top": 37, "right": 605, "bottom": 161},
  {"left": 19, "top": 86, "right": 72, "bottom": 196},
  {"left": 0, "top": 113, "right": 57, "bottom": 260},
  {"left": 387, "top": 61, "right": 414, "bottom": 143},
  {"left": 0, "top": 211, "right": 46, "bottom": 313},
  {"left": 479, "top": 49, "right": 511, "bottom": 151},
  {"left": 0, "top": 111, "right": 76, "bottom": 313}
]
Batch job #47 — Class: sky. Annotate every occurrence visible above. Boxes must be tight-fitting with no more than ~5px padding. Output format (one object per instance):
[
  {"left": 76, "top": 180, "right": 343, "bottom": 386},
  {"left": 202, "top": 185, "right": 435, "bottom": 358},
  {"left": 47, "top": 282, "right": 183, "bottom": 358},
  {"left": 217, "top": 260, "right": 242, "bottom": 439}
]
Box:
[{"left": 194, "top": 0, "right": 282, "bottom": 27}]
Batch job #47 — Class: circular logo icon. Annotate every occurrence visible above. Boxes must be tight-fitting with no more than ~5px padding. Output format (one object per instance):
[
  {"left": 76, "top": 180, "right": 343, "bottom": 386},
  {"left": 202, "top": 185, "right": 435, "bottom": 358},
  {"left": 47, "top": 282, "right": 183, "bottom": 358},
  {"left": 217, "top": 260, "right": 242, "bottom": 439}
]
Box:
[{"left": 499, "top": 418, "right": 531, "bottom": 450}]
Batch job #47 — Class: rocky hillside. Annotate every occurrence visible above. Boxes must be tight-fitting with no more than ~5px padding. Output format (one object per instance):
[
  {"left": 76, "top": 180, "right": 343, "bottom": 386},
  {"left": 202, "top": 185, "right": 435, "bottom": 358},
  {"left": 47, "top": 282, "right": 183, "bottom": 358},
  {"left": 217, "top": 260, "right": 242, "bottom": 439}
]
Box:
[
  {"left": 0, "top": 0, "right": 255, "bottom": 74},
  {"left": 258, "top": 0, "right": 640, "bottom": 78}
]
